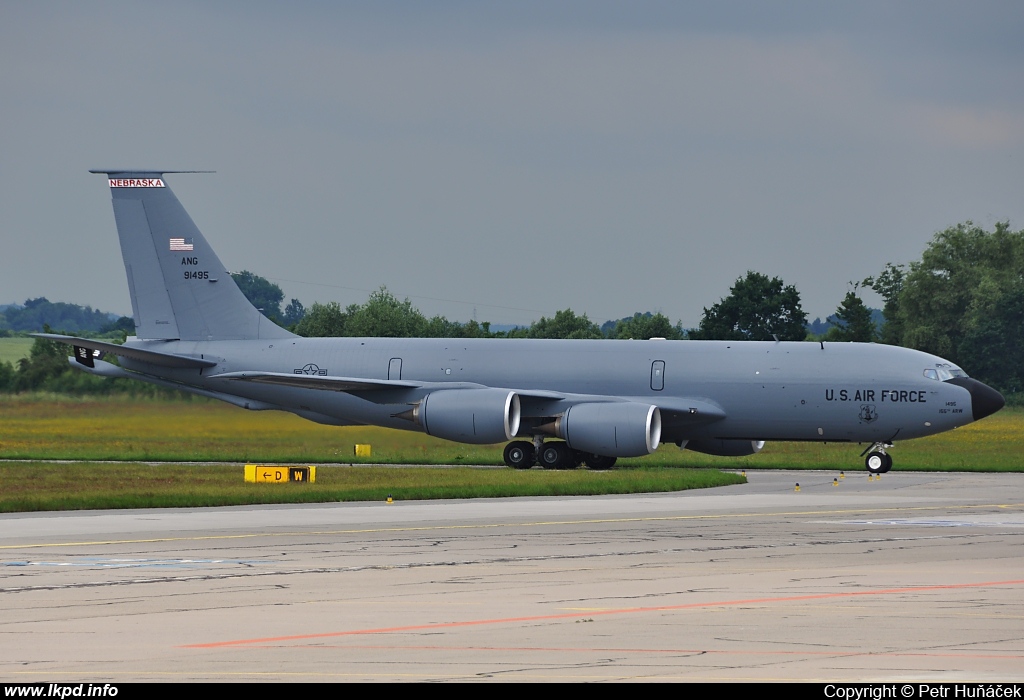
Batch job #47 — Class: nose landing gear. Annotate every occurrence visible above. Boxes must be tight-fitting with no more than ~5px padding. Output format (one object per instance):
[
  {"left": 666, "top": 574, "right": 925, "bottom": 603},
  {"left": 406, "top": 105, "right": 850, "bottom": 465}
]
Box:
[{"left": 862, "top": 443, "right": 893, "bottom": 474}]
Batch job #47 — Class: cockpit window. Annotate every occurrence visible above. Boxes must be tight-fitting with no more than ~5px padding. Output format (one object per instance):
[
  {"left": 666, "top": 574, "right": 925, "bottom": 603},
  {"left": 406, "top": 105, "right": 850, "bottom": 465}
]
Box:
[{"left": 928, "top": 364, "right": 968, "bottom": 381}]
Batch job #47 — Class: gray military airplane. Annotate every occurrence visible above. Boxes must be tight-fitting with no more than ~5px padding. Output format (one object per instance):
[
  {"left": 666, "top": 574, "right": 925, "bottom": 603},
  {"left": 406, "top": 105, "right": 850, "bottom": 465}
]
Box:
[{"left": 37, "top": 171, "right": 1005, "bottom": 473}]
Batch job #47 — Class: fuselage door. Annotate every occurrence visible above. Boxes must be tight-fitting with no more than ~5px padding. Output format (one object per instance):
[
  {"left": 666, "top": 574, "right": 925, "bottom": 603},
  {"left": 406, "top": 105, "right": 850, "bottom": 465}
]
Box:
[
  {"left": 388, "top": 358, "right": 403, "bottom": 380},
  {"left": 651, "top": 360, "right": 665, "bottom": 391}
]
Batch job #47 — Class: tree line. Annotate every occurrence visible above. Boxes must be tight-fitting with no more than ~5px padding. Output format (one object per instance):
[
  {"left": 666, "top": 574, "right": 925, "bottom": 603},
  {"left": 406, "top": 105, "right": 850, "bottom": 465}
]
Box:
[
  {"left": 289, "top": 289, "right": 685, "bottom": 341},
  {"left": 0, "top": 298, "right": 132, "bottom": 335},
  {"left": 3, "top": 220, "right": 1021, "bottom": 398}
]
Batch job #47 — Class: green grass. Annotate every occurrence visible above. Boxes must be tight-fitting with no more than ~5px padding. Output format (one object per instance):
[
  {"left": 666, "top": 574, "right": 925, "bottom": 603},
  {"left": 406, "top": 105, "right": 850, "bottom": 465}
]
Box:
[
  {"left": 0, "top": 393, "right": 1020, "bottom": 513},
  {"left": 1, "top": 394, "right": 1021, "bottom": 471},
  {"left": 0, "top": 462, "right": 745, "bottom": 512},
  {"left": 0, "top": 338, "right": 33, "bottom": 365}
]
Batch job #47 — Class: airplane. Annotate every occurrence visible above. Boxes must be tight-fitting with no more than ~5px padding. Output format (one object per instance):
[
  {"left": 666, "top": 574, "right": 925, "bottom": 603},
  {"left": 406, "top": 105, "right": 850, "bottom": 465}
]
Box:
[{"left": 36, "top": 171, "right": 1006, "bottom": 473}]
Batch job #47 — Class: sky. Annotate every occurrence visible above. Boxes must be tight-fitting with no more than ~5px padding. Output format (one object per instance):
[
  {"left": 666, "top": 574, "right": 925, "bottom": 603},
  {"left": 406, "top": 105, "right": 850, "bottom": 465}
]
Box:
[{"left": 2, "top": 1, "right": 1023, "bottom": 328}]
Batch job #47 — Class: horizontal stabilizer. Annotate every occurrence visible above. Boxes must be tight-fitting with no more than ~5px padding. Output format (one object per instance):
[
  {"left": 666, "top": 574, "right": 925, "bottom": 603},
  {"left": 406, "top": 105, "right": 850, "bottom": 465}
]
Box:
[
  {"left": 71, "top": 358, "right": 286, "bottom": 411},
  {"left": 33, "top": 333, "right": 217, "bottom": 369}
]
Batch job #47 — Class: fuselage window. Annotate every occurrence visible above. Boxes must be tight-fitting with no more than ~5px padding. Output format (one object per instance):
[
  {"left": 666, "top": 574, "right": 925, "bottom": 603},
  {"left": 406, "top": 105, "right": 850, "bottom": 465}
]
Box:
[{"left": 923, "top": 369, "right": 939, "bottom": 380}]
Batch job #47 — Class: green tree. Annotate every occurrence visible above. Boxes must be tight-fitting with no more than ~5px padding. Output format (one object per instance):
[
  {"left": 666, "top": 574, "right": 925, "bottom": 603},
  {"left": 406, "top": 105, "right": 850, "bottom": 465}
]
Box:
[
  {"left": 231, "top": 271, "right": 284, "bottom": 321},
  {"left": 826, "top": 291, "right": 877, "bottom": 342},
  {"left": 15, "top": 333, "right": 74, "bottom": 391},
  {"left": 100, "top": 315, "right": 136, "bottom": 339},
  {"left": 862, "top": 262, "right": 905, "bottom": 345},
  {"left": 0, "top": 360, "right": 14, "bottom": 391},
  {"left": 894, "top": 222, "right": 1024, "bottom": 369},
  {"left": 689, "top": 271, "right": 808, "bottom": 341},
  {"left": 609, "top": 312, "right": 684, "bottom": 340},
  {"left": 958, "top": 286, "right": 1024, "bottom": 395},
  {"left": 293, "top": 301, "right": 349, "bottom": 337},
  {"left": 526, "top": 309, "right": 603, "bottom": 339},
  {"left": 422, "top": 317, "right": 495, "bottom": 338},
  {"left": 453, "top": 319, "right": 494, "bottom": 338},
  {"left": 345, "top": 287, "right": 429, "bottom": 338},
  {"left": 294, "top": 288, "right": 501, "bottom": 339},
  {"left": 3, "top": 298, "right": 119, "bottom": 334},
  {"left": 282, "top": 299, "right": 306, "bottom": 328}
]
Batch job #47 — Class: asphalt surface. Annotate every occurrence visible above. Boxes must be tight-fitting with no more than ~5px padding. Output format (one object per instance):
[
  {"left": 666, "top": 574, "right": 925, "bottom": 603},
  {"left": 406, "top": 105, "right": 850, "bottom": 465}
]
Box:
[{"left": 1, "top": 470, "right": 1022, "bottom": 682}]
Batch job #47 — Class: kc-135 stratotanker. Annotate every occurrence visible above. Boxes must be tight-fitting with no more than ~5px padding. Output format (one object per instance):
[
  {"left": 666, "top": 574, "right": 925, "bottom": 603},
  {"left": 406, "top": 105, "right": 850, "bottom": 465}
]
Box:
[{"left": 38, "top": 171, "right": 1005, "bottom": 472}]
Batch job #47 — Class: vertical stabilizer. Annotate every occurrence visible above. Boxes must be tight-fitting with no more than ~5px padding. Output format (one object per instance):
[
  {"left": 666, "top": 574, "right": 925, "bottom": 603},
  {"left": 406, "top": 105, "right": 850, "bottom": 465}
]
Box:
[{"left": 92, "top": 171, "right": 294, "bottom": 341}]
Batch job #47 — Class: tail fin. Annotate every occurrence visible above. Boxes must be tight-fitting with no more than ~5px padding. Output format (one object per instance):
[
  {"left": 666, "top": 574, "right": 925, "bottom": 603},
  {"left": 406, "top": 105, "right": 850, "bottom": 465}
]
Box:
[{"left": 91, "top": 171, "right": 294, "bottom": 341}]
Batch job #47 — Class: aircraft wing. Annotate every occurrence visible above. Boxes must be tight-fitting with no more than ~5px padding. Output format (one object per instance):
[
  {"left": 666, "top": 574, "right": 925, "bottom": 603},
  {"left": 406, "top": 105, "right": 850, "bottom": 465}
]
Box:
[
  {"left": 210, "top": 370, "right": 424, "bottom": 392},
  {"left": 31, "top": 333, "right": 217, "bottom": 369},
  {"left": 210, "top": 371, "right": 574, "bottom": 397},
  {"left": 209, "top": 371, "right": 724, "bottom": 423}
]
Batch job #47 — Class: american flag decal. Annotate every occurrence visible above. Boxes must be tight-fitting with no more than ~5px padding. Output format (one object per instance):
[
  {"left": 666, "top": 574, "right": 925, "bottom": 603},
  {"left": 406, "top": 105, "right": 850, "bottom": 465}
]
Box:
[{"left": 170, "top": 237, "right": 194, "bottom": 251}]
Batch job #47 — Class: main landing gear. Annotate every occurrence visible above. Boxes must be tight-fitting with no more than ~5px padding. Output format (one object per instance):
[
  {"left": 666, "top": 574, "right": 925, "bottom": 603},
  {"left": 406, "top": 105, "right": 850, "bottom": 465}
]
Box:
[
  {"left": 502, "top": 438, "right": 617, "bottom": 470},
  {"left": 863, "top": 442, "right": 893, "bottom": 474},
  {"left": 503, "top": 441, "right": 534, "bottom": 469}
]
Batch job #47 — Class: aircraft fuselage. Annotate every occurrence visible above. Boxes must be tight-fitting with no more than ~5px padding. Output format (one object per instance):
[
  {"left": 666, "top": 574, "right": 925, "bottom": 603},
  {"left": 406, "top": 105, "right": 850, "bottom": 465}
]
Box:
[{"left": 121, "top": 336, "right": 980, "bottom": 445}]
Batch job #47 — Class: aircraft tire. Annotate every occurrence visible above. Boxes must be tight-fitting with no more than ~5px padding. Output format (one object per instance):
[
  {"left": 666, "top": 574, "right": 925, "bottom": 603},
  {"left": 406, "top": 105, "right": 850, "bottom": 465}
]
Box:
[
  {"left": 585, "top": 453, "right": 617, "bottom": 470},
  {"left": 503, "top": 441, "right": 535, "bottom": 469},
  {"left": 865, "top": 451, "right": 887, "bottom": 474},
  {"left": 539, "top": 442, "right": 574, "bottom": 469}
]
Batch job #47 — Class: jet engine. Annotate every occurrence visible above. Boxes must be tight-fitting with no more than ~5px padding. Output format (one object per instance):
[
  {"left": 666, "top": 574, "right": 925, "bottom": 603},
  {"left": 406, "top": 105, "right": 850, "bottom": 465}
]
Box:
[
  {"left": 552, "top": 402, "right": 662, "bottom": 457},
  {"left": 408, "top": 388, "right": 521, "bottom": 444},
  {"left": 682, "top": 439, "right": 765, "bottom": 457}
]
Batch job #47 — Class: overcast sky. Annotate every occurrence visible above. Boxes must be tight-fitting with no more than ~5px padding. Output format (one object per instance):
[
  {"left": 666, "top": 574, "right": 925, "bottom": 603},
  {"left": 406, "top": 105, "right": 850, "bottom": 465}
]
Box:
[{"left": 2, "top": 1, "right": 1023, "bottom": 328}]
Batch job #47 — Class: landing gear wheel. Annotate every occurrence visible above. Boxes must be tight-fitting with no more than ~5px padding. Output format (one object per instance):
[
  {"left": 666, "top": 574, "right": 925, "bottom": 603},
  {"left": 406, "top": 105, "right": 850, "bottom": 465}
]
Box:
[
  {"left": 504, "top": 441, "right": 535, "bottom": 469},
  {"left": 865, "top": 451, "right": 888, "bottom": 474},
  {"left": 585, "top": 453, "right": 617, "bottom": 470},
  {"left": 539, "top": 442, "right": 574, "bottom": 469}
]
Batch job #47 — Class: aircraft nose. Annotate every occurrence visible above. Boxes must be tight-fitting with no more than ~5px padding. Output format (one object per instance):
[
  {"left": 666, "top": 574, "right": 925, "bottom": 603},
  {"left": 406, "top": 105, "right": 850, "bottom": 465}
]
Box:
[{"left": 947, "top": 377, "right": 1005, "bottom": 421}]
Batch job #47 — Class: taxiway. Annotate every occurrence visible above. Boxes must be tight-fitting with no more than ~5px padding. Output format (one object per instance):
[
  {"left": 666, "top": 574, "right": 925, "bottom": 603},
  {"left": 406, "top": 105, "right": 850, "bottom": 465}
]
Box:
[{"left": 1, "top": 470, "right": 1022, "bottom": 682}]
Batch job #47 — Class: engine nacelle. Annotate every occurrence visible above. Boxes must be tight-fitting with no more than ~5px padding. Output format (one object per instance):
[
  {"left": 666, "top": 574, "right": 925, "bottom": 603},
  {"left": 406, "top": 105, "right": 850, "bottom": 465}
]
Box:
[
  {"left": 556, "top": 402, "right": 661, "bottom": 457},
  {"left": 413, "top": 389, "right": 521, "bottom": 444},
  {"left": 682, "top": 439, "right": 765, "bottom": 457}
]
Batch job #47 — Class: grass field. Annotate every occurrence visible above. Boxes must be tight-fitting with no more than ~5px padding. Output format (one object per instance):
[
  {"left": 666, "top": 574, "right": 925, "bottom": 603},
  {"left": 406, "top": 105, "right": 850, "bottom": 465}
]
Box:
[
  {"left": 1, "top": 394, "right": 1021, "bottom": 471},
  {"left": 0, "top": 462, "right": 745, "bottom": 512},
  {"left": 0, "top": 337, "right": 33, "bottom": 365}
]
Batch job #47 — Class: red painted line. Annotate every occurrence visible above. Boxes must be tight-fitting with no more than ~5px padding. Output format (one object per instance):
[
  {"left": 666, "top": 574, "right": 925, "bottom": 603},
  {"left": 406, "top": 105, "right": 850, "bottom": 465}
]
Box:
[
  {"left": 290, "top": 644, "right": 1024, "bottom": 660},
  {"left": 182, "top": 578, "right": 1024, "bottom": 649}
]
